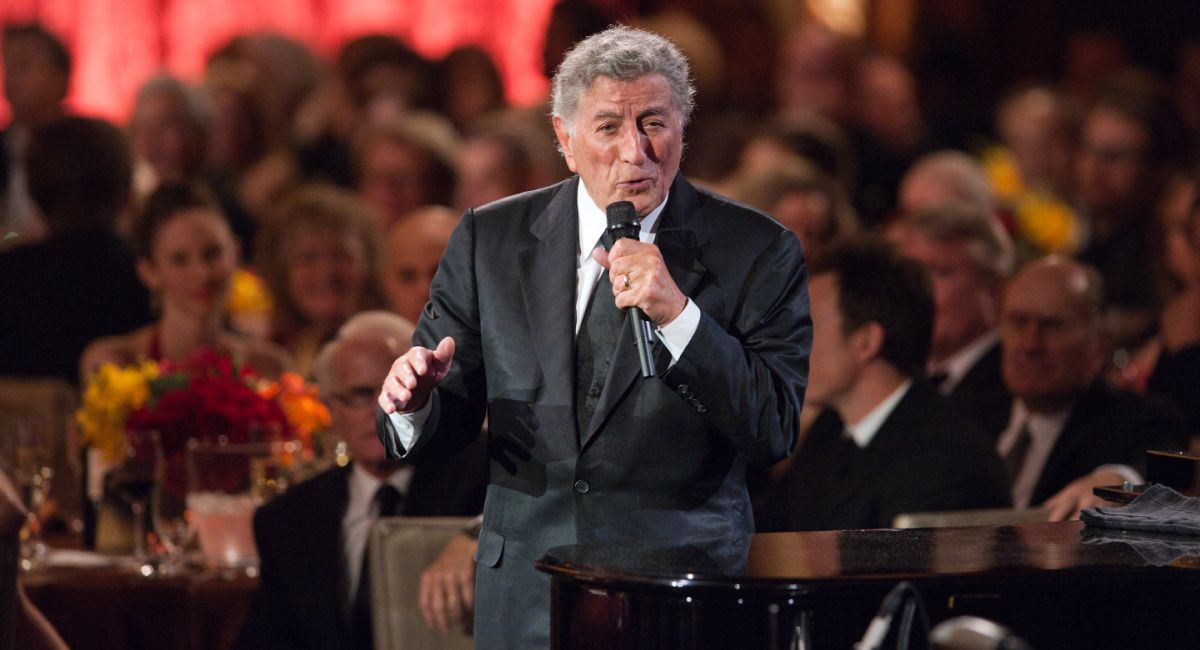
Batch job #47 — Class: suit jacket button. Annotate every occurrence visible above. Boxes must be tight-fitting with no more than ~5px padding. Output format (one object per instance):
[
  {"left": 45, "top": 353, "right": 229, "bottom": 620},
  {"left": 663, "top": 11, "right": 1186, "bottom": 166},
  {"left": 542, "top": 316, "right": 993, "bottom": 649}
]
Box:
[
  {"left": 573, "top": 480, "right": 590, "bottom": 494},
  {"left": 678, "top": 384, "right": 690, "bottom": 395},
  {"left": 696, "top": 405, "right": 708, "bottom": 414}
]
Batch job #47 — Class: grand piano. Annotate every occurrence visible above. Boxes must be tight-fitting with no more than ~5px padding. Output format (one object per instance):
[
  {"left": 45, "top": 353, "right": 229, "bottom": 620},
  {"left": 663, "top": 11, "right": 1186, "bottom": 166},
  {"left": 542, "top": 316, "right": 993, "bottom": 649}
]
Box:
[{"left": 537, "top": 521, "right": 1200, "bottom": 648}]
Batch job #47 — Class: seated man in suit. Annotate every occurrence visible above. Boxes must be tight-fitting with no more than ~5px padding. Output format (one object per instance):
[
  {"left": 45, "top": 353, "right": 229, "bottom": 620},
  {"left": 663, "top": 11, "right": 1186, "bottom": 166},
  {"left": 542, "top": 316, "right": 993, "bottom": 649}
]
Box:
[
  {"left": 755, "top": 238, "right": 1010, "bottom": 532},
  {"left": 237, "top": 311, "right": 487, "bottom": 650},
  {"left": 892, "top": 201, "right": 1015, "bottom": 437},
  {"left": 999, "top": 257, "right": 1188, "bottom": 520}
]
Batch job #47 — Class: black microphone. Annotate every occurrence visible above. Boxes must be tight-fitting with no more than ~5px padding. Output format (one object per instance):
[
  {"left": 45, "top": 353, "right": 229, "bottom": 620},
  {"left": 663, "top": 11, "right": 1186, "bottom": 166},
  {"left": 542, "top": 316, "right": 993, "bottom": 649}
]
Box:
[{"left": 605, "top": 201, "right": 656, "bottom": 378}]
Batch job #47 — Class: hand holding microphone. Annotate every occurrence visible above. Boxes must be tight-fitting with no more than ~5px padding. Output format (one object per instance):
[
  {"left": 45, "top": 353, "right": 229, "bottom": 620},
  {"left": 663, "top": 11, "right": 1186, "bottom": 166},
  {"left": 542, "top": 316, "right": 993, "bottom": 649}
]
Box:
[{"left": 596, "top": 201, "right": 688, "bottom": 377}]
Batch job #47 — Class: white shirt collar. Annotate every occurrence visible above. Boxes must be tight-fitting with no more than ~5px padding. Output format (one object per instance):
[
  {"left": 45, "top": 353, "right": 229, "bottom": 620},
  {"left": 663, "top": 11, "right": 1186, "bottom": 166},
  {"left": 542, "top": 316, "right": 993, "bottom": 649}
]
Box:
[
  {"left": 845, "top": 379, "right": 913, "bottom": 448},
  {"left": 929, "top": 330, "right": 999, "bottom": 395},
  {"left": 575, "top": 179, "right": 667, "bottom": 267}
]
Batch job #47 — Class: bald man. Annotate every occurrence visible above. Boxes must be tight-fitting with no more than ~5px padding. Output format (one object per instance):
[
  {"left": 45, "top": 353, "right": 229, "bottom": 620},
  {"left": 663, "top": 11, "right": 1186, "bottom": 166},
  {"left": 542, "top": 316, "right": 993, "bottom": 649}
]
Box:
[
  {"left": 380, "top": 206, "right": 458, "bottom": 324},
  {"left": 997, "top": 257, "right": 1186, "bottom": 520}
]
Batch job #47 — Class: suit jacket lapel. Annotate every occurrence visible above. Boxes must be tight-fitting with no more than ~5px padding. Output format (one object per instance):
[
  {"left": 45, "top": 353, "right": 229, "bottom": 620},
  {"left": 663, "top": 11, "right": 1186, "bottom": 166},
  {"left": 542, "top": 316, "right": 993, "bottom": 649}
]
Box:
[
  {"left": 582, "top": 175, "right": 710, "bottom": 450},
  {"left": 518, "top": 178, "right": 580, "bottom": 412}
]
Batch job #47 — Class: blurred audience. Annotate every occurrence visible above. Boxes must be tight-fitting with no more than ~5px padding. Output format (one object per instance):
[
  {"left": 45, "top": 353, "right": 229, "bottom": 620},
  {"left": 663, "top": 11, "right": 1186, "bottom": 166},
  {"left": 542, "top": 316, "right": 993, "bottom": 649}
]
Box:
[
  {"left": 733, "top": 156, "right": 858, "bottom": 264},
  {"left": 1, "top": 23, "right": 70, "bottom": 244},
  {"left": 437, "top": 46, "right": 507, "bottom": 132},
  {"left": 381, "top": 206, "right": 459, "bottom": 324},
  {"left": 1073, "top": 73, "right": 1181, "bottom": 344},
  {"left": 755, "top": 238, "right": 1009, "bottom": 532},
  {"left": 255, "top": 185, "right": 384, "bottom": 376},
  {"left": 850, "top": 53, "right": 936, "bottom": 226},
  {"left": 898, "top": 150, "right": 995, "bottom": 218},
  {"left": 454, "top": 127, "right": 535, "bottom": 211},
  {"left": 892, "top": 202, "right": 1014, "bottom": 436},
  {"left": 998, "top": 257, "right": 1187, "bottom": 520},
  {"left": 354, "top": 115, "right": 458, "bottom": 232},
  {"left": 238, "top": 311, "right": 486, "bottom": 650},
  {"left": 79, "top": 182, "right": 291, "bottom": 380},
  {"left": 0, "top": 116, "right": 151, "bottom": 383},
  {"left": 774, "top": 21, "right": 856, "bottom": 125},
  {"left": 127, "top": 75, "right": 210, "bottom": 204},
  {"left": 995, "top": 84, "right": 1078, "bottom": 199}
]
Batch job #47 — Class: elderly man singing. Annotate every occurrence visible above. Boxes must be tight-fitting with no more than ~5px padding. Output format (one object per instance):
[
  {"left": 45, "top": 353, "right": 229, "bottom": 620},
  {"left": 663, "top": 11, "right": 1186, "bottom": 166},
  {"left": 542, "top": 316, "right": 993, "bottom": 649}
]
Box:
[{"left": 376, "top": 26, "right": 811, "bottom": 648}]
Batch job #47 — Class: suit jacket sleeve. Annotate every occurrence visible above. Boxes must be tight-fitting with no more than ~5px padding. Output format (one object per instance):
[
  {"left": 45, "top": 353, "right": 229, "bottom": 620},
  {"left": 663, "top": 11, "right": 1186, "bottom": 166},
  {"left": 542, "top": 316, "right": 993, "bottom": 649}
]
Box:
[
  {"left": 659, "top": 227, "right": 811, "bottom": 467},
  {"left": 378, "top": 209, "right": 488, "bottom": 463}
]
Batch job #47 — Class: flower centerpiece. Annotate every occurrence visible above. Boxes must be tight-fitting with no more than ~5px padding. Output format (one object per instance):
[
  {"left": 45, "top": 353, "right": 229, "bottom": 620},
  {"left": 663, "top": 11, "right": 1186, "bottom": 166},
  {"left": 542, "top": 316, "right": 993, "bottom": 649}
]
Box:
[
  {"left": 77, "top": 349, "right": 331, "bottom": 497},
  {"left": 980, "top": 145, "right": 1082, "bottom": 257}
]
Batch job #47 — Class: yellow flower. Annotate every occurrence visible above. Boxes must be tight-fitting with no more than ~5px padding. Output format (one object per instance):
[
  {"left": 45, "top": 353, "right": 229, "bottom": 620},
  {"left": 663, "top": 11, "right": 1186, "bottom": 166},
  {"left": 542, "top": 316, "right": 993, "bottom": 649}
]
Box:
[
  {"left": 981, "top": 146, "right": 1025, "bottom": 203},
  {"left": 76, "top": 361, "right": 160, "bottom": 462},
  {"left": 1015, "top": 192, "right": 1080, "bottom": 255},
  {"left": 226, "top": 268, "right": 273, "bottom": 315}
]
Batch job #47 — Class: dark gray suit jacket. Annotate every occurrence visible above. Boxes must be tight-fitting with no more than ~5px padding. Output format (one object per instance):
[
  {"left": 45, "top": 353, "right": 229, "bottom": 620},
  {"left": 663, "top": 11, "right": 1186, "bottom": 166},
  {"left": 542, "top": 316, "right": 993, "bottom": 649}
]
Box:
[{"left": 377, "top": 174, "right": 811, "bottom": 648}]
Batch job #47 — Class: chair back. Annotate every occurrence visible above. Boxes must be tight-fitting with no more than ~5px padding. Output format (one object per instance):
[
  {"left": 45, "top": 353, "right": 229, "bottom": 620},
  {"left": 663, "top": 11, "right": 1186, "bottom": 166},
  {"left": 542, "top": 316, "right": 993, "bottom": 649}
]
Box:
[{"left": 369, "top": 516, "right": 475, "bottom": 650}]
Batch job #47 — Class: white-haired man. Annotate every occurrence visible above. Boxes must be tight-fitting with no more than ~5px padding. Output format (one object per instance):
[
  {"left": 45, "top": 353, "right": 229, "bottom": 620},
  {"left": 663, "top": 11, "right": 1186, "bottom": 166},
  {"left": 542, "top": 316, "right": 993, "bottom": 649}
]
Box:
[
  {"left": 239, "top": 312, "right": 487, "bottom": 650},
  {"left": 377, "top": 26, "right": 811, "bottom": 648}
]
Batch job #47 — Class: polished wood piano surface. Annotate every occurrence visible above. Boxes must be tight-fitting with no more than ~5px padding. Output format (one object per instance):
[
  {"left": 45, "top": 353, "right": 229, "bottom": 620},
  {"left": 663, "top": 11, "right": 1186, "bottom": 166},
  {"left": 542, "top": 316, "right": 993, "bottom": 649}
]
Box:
[{"left": 537, "top": 521, "right": 1200, "bottom": 648}]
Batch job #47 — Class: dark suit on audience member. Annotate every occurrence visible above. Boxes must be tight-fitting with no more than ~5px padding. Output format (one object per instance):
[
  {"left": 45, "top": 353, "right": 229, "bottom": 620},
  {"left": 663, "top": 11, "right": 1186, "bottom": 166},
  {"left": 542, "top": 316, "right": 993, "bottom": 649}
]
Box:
[
  {"left": 0, "top": 228, "right": 151, "bottom": 383},
  {"left": 1147, "top": 344, "right": 1200, "bottom": 440},
  {"left": 755, "top": 381, "right": 1010, "bottom": 532},
  {"left": 942, "top": 341, "right": 1012, "bottom": 439},
  {"left": 377, "top": 174, "right": 810, "bottom": 648},
  {"left": 236, "top": 442, "right": 488, "bottom": 650},
  {"left": 1026, "top": 380, "right": 1187, "bottom": 506}
]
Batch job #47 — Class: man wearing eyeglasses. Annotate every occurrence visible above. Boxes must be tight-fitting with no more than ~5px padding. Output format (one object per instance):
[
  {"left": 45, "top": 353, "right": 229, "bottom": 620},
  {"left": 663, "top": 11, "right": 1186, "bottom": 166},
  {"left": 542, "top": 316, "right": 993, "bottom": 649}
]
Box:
[{"left": 236, "top": 311, "right": 487, "bottom": 650}]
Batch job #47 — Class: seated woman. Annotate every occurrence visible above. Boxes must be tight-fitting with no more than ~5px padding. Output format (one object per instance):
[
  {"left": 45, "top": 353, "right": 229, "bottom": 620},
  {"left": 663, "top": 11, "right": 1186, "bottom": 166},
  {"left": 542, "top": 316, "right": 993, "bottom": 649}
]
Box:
[
  {"left": 254, "top": 184, "right": 384, "bottom": 376},
  {"left": 80, "top": 182, "right": 292, "bottom": 380}
]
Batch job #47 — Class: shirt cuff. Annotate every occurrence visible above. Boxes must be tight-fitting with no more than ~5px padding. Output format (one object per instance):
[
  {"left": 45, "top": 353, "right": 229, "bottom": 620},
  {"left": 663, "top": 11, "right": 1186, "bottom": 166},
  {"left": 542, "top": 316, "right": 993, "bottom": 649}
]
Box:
[
  {"left": 1095, "top": 463, "right": 1143, "bottom": 486},
  {"left": 655, "top": 299, "right": 701, "bottom": 365},
  {"left": 386, "top": 391, "right": 438, "bottom": 455}
]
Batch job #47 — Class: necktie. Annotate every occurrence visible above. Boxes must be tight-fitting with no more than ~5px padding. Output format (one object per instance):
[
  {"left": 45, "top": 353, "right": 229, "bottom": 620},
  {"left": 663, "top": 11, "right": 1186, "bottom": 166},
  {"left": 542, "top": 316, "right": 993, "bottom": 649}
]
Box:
[
  {"left": 350, "top": 484, "right": 404, "bottom": 648},
  {"left": 1004, "top": 424, "right": 1033, "bottom": 487},
  {"left": 575, "top": 233, "right": 626, "bottom": 439},
  {"left": 928, "top": 371, "right": 950, "bottom": 393}
]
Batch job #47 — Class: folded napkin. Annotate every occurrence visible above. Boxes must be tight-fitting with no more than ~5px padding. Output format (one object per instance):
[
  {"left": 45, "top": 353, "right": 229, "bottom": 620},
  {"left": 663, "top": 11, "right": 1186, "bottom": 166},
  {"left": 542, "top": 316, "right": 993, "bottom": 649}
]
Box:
[
  {"left": 1080, "top": 527, "right": 1200, "bottom": 566},
  {"left": 1081, "top": 484, "right": 1200, "bottom": 536}
]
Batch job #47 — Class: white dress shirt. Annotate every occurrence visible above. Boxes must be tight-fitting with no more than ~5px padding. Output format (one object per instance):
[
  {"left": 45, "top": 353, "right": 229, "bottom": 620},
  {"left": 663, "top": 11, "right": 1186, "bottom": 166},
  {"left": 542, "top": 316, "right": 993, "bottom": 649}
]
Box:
[
  {"left": 997, "top": 401, "right": 1141, "bottom": 508},
  {"left": 844, "top": 380, "right": 913, "bottom": 449},
  {"left": 387, "top": 180, "right": 703, "bottom": 450},
  {"left": 341, "top": 463, "right": 413, "bottom": 612}
]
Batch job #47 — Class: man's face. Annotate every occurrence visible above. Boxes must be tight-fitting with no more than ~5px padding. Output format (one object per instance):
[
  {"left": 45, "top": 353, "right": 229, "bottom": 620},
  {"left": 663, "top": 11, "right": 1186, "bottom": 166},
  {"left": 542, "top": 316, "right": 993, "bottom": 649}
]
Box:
[
  {"left": 806, "top": 273, "right": 864, "bottom": 409},
  {"left": 1001, "top": 264, "right": 1103, "bottom": 412},
  {"left": 3, "top": 37, "right": 68, "bottom": 125},
  {"left": 898, "top": 233, "right": 998, "bottom": 363},
  {"left": 382, "top": 210, "right": 456, "bottom": 324},
  {"left": 329, "top": 338, "right": 398, "bottom": 467},
  {"left": 553, "top": 74, "right": 683, "bottom": 217},
  {"left": 358, "top": 139, "right": 433, "bottom": 231},
  {"left": 1074, "top": 107, "right": 1150, "bottom": 217}
]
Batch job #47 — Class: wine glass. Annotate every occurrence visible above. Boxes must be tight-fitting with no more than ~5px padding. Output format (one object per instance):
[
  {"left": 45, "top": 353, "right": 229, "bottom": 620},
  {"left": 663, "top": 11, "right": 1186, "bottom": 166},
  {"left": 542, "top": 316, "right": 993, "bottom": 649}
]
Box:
[
  {"left": 111, "top": 430, "right": 162, "bottom": 573},
  {"left": 153, "top": 481, "right": 194, "bottom": 577},
  {"left": 0, "top": 414, "right": 54, "bottom": 570}
]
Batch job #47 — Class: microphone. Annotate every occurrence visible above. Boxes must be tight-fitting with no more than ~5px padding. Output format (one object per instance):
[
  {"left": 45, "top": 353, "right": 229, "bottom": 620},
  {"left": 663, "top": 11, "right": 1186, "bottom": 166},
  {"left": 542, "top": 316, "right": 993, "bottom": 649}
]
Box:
[{"left": 605, "top": 201, "right": 656, "bottom": 378}]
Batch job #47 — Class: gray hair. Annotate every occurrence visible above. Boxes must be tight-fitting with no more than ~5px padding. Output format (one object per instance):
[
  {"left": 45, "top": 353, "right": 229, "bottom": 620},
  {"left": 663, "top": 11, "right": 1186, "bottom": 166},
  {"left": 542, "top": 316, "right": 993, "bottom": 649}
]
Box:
[
  {"left": 313, "top": 311, "right": 415, "bottom": 392},
  {"left": 551, "top": 25, "right": 696, "bottom": 129},
  {"left": 904, "top": 201, "right": 1014, "bottom": 283},
  {"left": 902, "top": 150, "right": 995, "bottom": 213}
]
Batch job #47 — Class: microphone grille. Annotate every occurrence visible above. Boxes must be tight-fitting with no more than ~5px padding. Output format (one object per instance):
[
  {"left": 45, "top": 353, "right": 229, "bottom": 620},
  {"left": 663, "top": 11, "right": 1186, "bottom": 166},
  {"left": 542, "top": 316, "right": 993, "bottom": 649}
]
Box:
[{"left": 605, "top": 200, "right": 640, "bottom": 240}]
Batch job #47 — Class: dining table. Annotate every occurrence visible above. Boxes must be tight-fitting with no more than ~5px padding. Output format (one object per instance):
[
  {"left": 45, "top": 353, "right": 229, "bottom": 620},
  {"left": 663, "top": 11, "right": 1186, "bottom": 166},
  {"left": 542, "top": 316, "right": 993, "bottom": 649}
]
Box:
[{"left": 20, "top": 553, "right": 257, "bottom": 650}]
